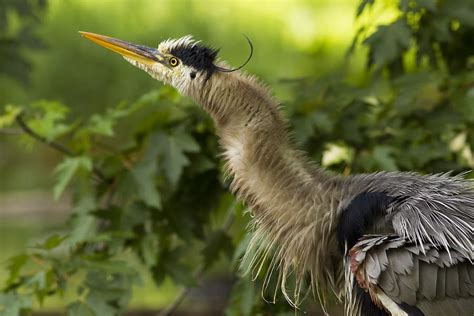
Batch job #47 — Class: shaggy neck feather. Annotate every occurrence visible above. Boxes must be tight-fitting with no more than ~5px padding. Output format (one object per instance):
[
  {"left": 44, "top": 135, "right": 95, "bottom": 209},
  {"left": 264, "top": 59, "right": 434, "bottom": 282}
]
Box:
[{"left": 190, "top": 71, "right": 347, "bottom": 306}]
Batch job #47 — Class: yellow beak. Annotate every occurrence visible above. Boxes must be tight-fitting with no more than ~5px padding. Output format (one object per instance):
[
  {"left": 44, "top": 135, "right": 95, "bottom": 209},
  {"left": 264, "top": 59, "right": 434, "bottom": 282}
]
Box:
[{"left": 79, "top": 31, "right": 162, "bottom": 66}]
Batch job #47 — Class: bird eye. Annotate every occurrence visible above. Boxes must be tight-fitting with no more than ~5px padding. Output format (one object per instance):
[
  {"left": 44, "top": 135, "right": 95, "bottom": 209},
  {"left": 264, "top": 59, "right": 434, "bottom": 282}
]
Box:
[{"left": 169, "top": 57, "right": 179, "bottom": 67}]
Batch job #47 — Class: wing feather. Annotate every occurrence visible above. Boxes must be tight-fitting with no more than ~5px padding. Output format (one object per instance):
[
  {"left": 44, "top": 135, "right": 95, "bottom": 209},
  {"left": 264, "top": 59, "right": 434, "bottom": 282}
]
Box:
[
  {"left": 348, "top": 235, "right": 474, "bottom": 314},
  {"left": 419, "top": 260, "right": 438, "bottom": 300},
  {"left": 341, "top": 172, "right": 474, "bottom": 315},
  {"left": 350, "top": 171, "right": 474, "bottom": 260}
]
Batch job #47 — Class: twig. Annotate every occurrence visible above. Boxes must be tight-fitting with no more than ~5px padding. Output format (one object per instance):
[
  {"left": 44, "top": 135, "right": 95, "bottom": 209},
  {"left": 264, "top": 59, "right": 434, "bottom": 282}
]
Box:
[
  {"left": 158, "top": 200, "right": 238, "bottom": 316},
  {"left": 15, "top": 114, "right": 108, "bottom": 182},
  {"left": 158, "top": 282, "right": 193, "bottom": 316},
  {"left": 16, "top": 114, "right": 74, "bottom": 156}
]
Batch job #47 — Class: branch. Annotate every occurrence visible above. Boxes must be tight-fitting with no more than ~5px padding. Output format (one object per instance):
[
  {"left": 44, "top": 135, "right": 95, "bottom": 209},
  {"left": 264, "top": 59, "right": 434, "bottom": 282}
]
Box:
[
  {"left": 158, "top": 200, "right": 238, "bottom": 316},
  {"left": 16, "top": 114, "right": 74, "bottom": 156},
  {"left": 15, "top": 114, "right": 108, "bottom": 182}
]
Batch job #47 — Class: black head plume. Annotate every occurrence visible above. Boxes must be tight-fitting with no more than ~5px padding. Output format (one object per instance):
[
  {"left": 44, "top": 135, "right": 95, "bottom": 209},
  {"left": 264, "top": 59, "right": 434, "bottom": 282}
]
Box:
[
  {"left": 170, "top": 42, "right": 219, "bottom": 79},
  {"left": 169, "top": 35, "right": 253, "bottom": 80},
  {"left": 214, "top": 35, "right": 254, "bottom": 73}
]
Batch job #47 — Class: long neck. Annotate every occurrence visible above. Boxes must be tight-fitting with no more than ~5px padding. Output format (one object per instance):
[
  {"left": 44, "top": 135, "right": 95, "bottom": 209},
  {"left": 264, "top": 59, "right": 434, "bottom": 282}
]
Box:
[
  {"left": 191, "top": 71, "right": 347, "bottom": 303},
  {"left": 193, "top": 72, "right": 324, "bottom": 205}
]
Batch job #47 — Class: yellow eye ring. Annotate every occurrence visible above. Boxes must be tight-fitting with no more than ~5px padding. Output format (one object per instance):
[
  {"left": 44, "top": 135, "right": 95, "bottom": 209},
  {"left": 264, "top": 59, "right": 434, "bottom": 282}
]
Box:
[{"left": 169, "top": 57, "right": 179, "bottom": 67}]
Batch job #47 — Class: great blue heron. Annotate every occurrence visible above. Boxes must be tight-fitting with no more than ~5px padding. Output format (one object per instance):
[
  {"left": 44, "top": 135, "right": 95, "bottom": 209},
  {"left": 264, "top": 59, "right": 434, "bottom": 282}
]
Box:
[{"left": 80, "top": 32, "right": 474, "bottom": 316}]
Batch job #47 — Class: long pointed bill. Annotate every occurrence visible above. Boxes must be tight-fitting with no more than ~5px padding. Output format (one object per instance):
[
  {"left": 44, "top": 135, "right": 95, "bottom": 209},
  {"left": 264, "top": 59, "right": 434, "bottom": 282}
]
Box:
[{"left": 79, "top": 31, "right": 162, "bottom": 66}]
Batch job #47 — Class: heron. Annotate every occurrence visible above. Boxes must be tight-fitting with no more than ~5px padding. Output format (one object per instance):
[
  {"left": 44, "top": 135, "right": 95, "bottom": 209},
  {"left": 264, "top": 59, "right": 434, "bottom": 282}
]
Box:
[{"left": 80, "top": 32, "right": 474, "bottom": 316}]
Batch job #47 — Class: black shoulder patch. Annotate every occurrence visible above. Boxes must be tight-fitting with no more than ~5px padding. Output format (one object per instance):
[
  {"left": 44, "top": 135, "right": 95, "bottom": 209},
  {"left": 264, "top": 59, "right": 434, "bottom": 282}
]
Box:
[
  {"left": 337, "top": 192, "right": 394, "bottom": 254},
  {"left": 399, "top": 302, "right": 425, "bottom": 315},
  {"left": 355, "top": 284, "right": 389, "bottom": 316},
  {"left": 170, "top": 43, "right": 219, "bottom": 78}
]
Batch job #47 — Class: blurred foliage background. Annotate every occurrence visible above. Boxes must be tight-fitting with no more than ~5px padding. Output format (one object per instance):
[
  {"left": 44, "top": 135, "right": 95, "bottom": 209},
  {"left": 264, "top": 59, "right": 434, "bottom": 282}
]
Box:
[{"left": 0, "top": 0, "right": 473, "bottom": 315}]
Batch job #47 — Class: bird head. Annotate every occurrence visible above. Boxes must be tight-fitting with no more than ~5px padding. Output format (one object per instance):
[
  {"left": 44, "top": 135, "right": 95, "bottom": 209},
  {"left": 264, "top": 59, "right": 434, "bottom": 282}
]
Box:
[{"left": 79, "top": 32, "right": 251, "bottom": 98}]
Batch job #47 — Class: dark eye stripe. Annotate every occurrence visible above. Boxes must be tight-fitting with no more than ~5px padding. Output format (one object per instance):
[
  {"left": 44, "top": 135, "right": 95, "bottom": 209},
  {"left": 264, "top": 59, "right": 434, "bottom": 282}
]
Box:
[{"left": 169, "top": 44, "right": 218, "bottom": 77}]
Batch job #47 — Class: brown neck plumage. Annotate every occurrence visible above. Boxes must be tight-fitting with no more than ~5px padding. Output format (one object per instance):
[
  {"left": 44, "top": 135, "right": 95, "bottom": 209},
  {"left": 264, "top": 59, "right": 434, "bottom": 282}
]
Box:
[{"left": 191, "top": 70, "right": 346, "bottom": 307}]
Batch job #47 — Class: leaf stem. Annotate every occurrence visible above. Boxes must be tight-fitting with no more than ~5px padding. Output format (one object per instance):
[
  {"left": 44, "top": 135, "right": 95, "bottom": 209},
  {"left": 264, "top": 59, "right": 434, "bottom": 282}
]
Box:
[{"left": 15, "top": 114, "right": 108, "bottom": 182}]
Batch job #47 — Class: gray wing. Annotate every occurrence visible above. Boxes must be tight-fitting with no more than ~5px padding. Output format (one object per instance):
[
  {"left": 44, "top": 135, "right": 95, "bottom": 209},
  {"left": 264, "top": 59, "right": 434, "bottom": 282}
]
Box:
[
  {"left": 349, "top": 235, "right": 474, "bottom": 315},
  {"left": 352, "top": 171, "right": 474, "bottom": 259}
]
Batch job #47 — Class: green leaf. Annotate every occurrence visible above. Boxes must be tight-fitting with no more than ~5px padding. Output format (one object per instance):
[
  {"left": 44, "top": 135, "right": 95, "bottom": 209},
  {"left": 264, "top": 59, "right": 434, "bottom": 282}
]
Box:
[
  {"left": 28, "top": 100, "right": 71, "bottom": 141},
  {"left": 68, "top": 192, "right": 97, "bottom": 243},
  {"left": 156, "top": 129, "right": 201, "bottom": 185},
  {"left": 132, "top": 158, "right": 162, "bottom": 209},
  {"left": 0, "top": 105, "right": 22, "bottom": 128},
  {"left": 27, "top": 271, "right": 46, "bottom": 289},
  {"left": 393, "top": 72, "right": 442, "bottom": 114},
  {"left": 443, "top": 0, "right": 474, "bottom": 27},
  {"left": 163, "top": 138, "right": 188, "bottom": 184},
  {"left": 164, "top": 260, "right": 195, "bottom": 286},
  {"left": 87, "top": 114, "right": 114, "bottom": 137},
  {"left": 84, "top": 103, "right": 134, "bottom": 137},
  {"left": 452, "top": 91, "right": 474, "bottom": 122},
  {"left": 130, "top": 130, "right": 164, "bottom": 209},
  {"left": 232, "top": 234, "right": 252, "bottom": 264},
  {"left": 202, "top": 230, "right": 234, "bottom": 268},
  {"left": 321, "top": 143, "right": 354, "bottom": 167},
  {"left": 5, "top": 254, "right": 28, "bottom": 287},
  {"left": 189, "top": 156, "right": 216, "bottom": 174},
  {"left": 225, "top": 278, "right": 255, "bottom": 316},
  {"left": 83, "top": 272, "right": 135, "bottom": 315},
  {"left": 173, "top": 129, "right": 200, "bottom": 152},
  {"left": 364, "top": 19, "right": 411, "bottom": 69},
  {"left": 356, "top": 0, "right": 374, "bottom": 17},
  {"left": 121, "top": 202, "right": 151, "bottom": 230},
  {"left": 53, "top": 156, "right": 92, "bottom": 199},
  {"left": 416, "top": 0, "right": 437, "bottom": 12},
  {"left": 161, "top": 248, "right": 196, "bottom": 286},
  {"left": 26, "top": 271, "right": 51, "bottom": 304},
  {"left": 69, "top": 214, "right": 96, "bottom": 244},
  {"left": 0, "top": 293, "right": 32, "bottom": 316},
  {"left": 83, "top": 260, "right": 136, "bottom": 275},
  {"left": 292, "top": 116, "right": 316, "bottom": 144},
  {"left": 140, "top": 234, "right": 159, "bottom": 267},
  {"left": 239, "top": 279, "right": 255, "bottom": 316},
  {"left": 39, "top": 234, "right": 68, "bottom": 250},
  {"left": 372, "top": 146, "right": 398, "bottom": 171},
  {"left": 86, "top": 294, "right": 117, "bottom": 316},
  {"left": 67, "top": 301, "right": 95, "bottom": 316}
]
